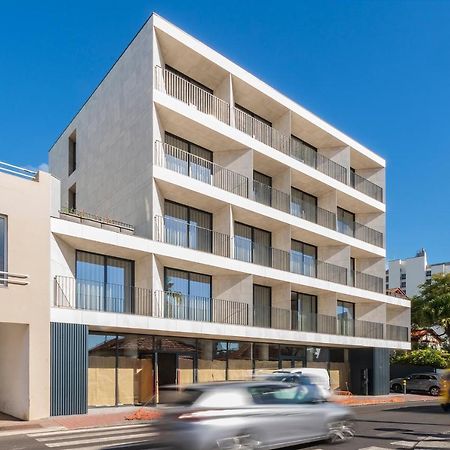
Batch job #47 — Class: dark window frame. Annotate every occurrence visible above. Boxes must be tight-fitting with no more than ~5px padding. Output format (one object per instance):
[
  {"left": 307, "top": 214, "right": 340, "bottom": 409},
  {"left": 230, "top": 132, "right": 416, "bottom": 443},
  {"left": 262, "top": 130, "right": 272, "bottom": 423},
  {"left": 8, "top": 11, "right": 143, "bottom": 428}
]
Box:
[
  {"left": 235, "top": 103, "right": 272, "bottom": 127},
  {"left": 165, "top": 65, "right": 213, "bottom": 94},
  {"left": 234, "top": 221, "right": 272, "bottom": 266}
]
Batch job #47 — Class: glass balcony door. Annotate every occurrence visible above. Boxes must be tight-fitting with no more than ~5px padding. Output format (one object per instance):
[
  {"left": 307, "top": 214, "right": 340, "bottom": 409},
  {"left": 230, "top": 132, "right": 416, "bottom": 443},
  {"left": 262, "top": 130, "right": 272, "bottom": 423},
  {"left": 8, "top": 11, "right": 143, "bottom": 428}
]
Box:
[
  {"left": 164, "top": 200, "right": 212, "bottom": 253},
  {"left": 253, "top": 171, "right": 272, "bottom": 207},
  {"left": 337, "top": 300, "right": 355, "bottom": 336},
  {"left": 234, "top": 222, "right": 271, "bottom": 267},
  {"left": 164, "top": 133, "right": 213, "bottom": 184},
  {"left": 290, "top": 239, "right": 317, "bottom": 277},
  {"left": 164, "top": 268, "right": 212, "bottom": 321},
  {"left": 75, "top": 251, "right": 134, "bottom": 313},
  {"left": 291, "top": 292, "right": 317, "bottom": 332},
  {"left": 291, "top": 187, "right": 317, "bottom": 223},
  {"left": 337, "top": 207, "right": 355, "bottom": 237},
  {"left": 253, "top": 284, "right": 271, "bottom": 328}
]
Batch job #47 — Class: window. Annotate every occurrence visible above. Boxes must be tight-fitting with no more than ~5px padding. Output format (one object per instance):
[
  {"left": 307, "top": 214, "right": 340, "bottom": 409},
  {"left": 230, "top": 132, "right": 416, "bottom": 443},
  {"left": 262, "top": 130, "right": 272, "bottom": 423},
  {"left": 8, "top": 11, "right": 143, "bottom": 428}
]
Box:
[
  {"left": 401, "top": 273, "right": 407, "bottom": 280},
  {"left": 234, "top": 222, "right": 271, "bottom": 267},
  {"left": 290, "top": 135, "right": 317, "bottom": 167},
  {"left": 164, "top": 200, "right": 212, "bottom": 253},
  {"left": 291, "top": 292, "right": 317, "bottom": 332},
  {"left": 337, "top": 207, "right": 355, "bottom": 237},
  {"left": 234, "top": 104, "right": 272, "bottom": 144},
  {"left": 68, "top": 131, "right": 76, "bottom": 175},
  {"left": 165, "top": 65, "right": 213, "bottom": 94},
  {"left": 164, "top": 268, "right": 212, "bottom": 321},
  {"left": 337, "top": 300, "right": 355, "bottom": 336},
  {"left": 164, "top": 133, "right": 213, "bottom": 184},
  {"left": 350, "top": 257, "right": 356, "bottom": 286},
  {"left": 0, "top": 215, "right": 6, "bottom": 284},
  {"left": 350, "top": 167, "right": 356, "bottom": 187},
  {"left": 401, "top": 281, "right": 407, "bottom": 288},
  {"left": 253, "top": 171, "right": 272, "bottom": 207},
  {"left": 235, "top": 104, "right": 272, "bottom": 127},
  {"left": 291, "top": 187, "right": 317, "bottom": 223},
  {"left": 290, "top": 239, "right": 317, "bottom": 276},
  {"left": 76, "top": 251, "right": 134, "bottom": 313},
  {"left": 68, "top": 184, "right": 76, "bottom": 211},
  {"left": 253, "top": 284, "right": 271, "bottom": 328},
  {"left": 426, "top": 270, "right": 432, "bottom": 277}
]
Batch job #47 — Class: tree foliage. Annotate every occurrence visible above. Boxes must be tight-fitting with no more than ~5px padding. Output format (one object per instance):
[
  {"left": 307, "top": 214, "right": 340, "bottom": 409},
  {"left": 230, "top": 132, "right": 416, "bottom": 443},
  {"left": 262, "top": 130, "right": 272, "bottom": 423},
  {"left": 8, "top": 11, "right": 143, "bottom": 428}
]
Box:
[
  {"left": 411, "top": 273, "right": 450, "bottom": 336},
  {"left": 391, "top": 348, "right": 450, "bottom": 369}
]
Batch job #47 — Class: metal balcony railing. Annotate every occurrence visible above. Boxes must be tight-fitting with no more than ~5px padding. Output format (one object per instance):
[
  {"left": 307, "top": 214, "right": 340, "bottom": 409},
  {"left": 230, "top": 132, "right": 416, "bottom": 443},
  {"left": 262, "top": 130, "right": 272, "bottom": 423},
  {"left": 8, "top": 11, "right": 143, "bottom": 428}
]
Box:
[
  {"left": 54, "top": 276, "right": 153, "bottom": 316},
  {"left": 153, "top": 290, "right": 249, "bottom": 326},
  {"left": 59, "top": 207, "right": 135, "bottom": 234},
  {"left": 154, "top": 67, "right": 385, "bottom": 201},
  {"left": 154, "top": 141, "right": 248, "bottom": 197},
  {"left": 351, "top": 171, "right": 383, "bottom": 202},
  {"left": 252, "top": 180, "right": 290, "bottom": 213},
  {"left": 350, "top": 270, "right": 384, "bottom": 293},
  {"left": 53, "top": 277, "right": 406, "bottom": 341},
  {"left": 0, "top": 161, "right": 37, "bottom": 180},
  {"left": 386, "top": 324, "right": 410, "bottom": 342},
  {"left": 155, "top": 66, "right": 230, "bottom": 124},
  {"left": 154, "top": 215, "right": 230, "bottom": 258},
  {"left": 155, "top": 140, "right": 384, "bottom": 248}
]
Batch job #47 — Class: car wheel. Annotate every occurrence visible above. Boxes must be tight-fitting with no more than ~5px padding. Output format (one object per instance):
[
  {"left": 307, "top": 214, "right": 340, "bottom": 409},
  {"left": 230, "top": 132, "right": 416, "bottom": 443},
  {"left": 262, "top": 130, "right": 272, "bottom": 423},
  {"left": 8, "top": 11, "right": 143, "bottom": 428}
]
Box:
[
  {"left": 429, "top": 386, "right": 440, "bottom": 397},
  {"left": 327, "top": 420, "right": 355, "bottom": 444},
  {"left": 214, "top": 431, "right": 261, "bottom": 450},
  {"left": 392, "top": 384, "right": 403, "bottom": 393}
]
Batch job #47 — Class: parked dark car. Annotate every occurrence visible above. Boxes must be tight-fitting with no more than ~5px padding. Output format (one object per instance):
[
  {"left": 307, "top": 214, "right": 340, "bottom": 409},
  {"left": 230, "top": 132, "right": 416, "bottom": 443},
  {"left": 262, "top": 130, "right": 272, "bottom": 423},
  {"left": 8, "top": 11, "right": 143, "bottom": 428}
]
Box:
[
  {"left": 390, "top": 373, "right": 441, "bottom": 396},
  {"left": 155, "top": 381, "right": 354, "bottom": 450}
]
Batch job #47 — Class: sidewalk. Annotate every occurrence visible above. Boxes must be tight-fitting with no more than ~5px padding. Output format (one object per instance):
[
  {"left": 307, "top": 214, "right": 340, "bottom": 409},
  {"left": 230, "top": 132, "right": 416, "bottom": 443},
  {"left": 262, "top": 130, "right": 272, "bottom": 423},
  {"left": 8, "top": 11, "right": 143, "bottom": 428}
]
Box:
[{"left": 0, "top": 393, "right": 439, "bottom": 436}]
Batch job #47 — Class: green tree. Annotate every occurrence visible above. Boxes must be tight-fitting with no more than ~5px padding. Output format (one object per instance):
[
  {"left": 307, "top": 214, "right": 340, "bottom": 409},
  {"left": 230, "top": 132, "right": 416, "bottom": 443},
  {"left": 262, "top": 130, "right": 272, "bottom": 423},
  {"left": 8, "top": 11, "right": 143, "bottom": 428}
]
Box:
[
  {"left": 411, "top": 273, "right": 450, "bottom": 336},
  {"left": 391, "top": 348, "right": 450, "bottom": 369}
]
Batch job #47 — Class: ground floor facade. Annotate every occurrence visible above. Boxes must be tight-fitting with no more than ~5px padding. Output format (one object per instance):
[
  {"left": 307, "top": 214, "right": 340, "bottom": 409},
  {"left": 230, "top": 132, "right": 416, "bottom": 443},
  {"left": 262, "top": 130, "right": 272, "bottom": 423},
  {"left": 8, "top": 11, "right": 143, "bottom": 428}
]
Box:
[{"left": 50, "top": 322, "right": 391, "bottom": 416}]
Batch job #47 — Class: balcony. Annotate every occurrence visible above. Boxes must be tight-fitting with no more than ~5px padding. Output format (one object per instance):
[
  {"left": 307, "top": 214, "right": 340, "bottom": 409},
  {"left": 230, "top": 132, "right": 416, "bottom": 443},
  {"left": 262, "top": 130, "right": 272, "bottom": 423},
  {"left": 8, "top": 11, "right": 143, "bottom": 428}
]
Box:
[
  {"left": 154, "top": 141, "right": 384, "bottom": 248},
  {"left": 0, "top": 161, "right": 37, "bottom": 180},
  {"left": 53, "top": 277, "right": 407, "bottom": 342},
  {"left": 154, "top": 66, "right": 383, "bottom": 202},
  {"left": 153, "top": 216, "right": 384, "bottom": 293}
]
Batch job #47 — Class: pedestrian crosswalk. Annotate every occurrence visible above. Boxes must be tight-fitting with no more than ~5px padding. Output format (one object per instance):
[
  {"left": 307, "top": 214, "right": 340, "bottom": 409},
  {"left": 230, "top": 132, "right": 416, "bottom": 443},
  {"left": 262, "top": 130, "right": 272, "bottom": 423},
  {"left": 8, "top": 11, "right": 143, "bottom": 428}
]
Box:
[{"left": 27, "top": 423, "right": 157, "bottom": 450}]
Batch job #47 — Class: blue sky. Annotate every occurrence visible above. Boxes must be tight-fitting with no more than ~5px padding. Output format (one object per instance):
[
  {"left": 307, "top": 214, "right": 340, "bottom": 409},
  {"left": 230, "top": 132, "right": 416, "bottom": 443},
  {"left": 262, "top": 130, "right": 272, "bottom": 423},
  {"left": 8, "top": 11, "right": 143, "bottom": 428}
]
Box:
[{"left": 1, "top": 0, "right": 449, "bottom": 262}]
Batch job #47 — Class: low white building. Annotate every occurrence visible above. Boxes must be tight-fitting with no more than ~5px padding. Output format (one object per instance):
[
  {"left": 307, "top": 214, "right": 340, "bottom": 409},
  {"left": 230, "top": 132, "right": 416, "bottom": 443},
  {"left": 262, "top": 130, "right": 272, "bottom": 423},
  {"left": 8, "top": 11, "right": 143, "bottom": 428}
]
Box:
[{"left": 386, "top": 249, "right": 450, "bottom": 297}]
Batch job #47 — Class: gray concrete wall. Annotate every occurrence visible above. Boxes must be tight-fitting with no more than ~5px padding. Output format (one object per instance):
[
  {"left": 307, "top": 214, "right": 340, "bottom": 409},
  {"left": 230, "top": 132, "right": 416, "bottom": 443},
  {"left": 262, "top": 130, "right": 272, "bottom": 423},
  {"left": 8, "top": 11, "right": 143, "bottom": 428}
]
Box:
[{"left": 49, "top": 18, "right": 155, "bottom": 239}]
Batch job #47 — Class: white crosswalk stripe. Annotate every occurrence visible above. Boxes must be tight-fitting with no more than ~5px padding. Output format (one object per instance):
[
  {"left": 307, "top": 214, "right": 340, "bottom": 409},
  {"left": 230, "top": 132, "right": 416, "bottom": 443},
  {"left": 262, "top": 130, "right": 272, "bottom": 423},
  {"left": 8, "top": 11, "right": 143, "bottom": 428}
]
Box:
[{"left": 27, "top": 423, "right": 157, "bottom": 450}]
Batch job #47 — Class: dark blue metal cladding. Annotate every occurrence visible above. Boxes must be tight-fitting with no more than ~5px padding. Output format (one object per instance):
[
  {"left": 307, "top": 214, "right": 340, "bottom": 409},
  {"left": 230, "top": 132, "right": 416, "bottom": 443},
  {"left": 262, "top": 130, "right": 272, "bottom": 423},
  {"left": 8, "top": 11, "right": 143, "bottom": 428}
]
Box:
[
  {"left": 50, "top": 322, "right": 88, "bottom": 416},
  {"left": 372, "top": 347, "right": 390, "bottom": 395}
]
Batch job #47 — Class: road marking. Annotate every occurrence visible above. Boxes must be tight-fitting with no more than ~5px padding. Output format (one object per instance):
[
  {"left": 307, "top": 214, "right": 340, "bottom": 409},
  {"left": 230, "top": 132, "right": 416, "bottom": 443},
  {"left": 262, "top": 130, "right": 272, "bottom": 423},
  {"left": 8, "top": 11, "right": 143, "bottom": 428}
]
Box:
[
  {"left": 43, "top": 431, "right": 156, "bottom": 447},
  {"left": 359, "top": 447, "right": 394, "bottom": 450},
  {"left": 28, "top": 422, "right": 151, "bottom": 437},
  {"left": 0, "top": 426, "right": 65, "bottom": 438},
  {"left": 36, "top": 426, "right": 155, "bottom": 442},
  {"left": 390, "top": 442, "right": 416, "bottom": 448}
]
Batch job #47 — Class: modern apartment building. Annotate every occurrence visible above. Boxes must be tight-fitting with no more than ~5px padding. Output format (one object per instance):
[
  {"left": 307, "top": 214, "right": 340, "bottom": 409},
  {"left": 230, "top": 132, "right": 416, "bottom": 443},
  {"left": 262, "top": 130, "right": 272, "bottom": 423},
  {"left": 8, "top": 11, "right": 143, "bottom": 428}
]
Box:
[
  {"left": 0, "top": 14, "right": 413, "bottom": 419},
  {"left": 387, "top": 249, "right": 450, "bottom": 297}
]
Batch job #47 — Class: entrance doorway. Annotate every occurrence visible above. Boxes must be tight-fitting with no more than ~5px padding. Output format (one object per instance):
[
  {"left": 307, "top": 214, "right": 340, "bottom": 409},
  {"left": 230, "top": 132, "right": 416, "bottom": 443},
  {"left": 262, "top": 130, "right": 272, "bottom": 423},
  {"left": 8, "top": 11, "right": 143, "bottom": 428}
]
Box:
[{"left": 158, "top": 353, "right": 177, "bottom": 386}]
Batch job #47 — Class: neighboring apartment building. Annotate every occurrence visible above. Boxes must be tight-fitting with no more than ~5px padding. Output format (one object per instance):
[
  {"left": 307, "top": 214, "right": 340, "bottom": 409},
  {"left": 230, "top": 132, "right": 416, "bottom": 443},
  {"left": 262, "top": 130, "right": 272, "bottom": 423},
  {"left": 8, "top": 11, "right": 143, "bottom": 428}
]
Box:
[
  {"left": 1, "top": 14, "right": 411, "bottom": 420},
  {"left": 387, "top": 249, "right": 450, "bottom": 297},
  {"left": 0, "top": 163, "right": 58, "bottom": 420}
]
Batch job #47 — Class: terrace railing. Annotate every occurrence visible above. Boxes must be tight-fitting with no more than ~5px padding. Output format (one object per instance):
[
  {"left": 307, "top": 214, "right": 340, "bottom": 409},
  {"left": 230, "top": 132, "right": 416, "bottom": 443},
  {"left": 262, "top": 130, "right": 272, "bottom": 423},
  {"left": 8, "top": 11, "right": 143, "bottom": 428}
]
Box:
[
  {"left": 351, "top": 171, "right": 383, "bottom": 202},
  {"left": 386, "top": 324, "right": 410, "bottom": 342}
]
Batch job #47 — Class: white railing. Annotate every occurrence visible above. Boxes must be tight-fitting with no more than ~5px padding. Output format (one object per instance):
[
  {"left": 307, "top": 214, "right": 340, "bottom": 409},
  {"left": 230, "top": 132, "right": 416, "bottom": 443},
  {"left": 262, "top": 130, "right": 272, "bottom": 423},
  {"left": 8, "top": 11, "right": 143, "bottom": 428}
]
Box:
[
  {"left": 0, "top": 271, "right": 29, "bottom": 286},
  {"left": 154, "top": 66, "right": 230, "bottom": 125},
  {"left": 0, "top": 161, "right": 37, "bottom": 180}
]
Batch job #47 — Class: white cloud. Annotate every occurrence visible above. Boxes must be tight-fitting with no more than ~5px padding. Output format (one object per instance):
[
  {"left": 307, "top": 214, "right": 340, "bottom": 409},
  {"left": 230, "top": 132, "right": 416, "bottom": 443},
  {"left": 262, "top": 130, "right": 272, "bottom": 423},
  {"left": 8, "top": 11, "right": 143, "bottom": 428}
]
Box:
[{"left": 38, "top": 163, "right": 49, "bottom": 172}]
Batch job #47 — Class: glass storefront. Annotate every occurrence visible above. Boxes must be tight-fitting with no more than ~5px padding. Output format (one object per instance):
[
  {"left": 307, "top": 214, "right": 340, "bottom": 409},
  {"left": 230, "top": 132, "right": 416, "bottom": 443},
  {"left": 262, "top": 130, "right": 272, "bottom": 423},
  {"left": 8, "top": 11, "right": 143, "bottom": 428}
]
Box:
[{"left": 87, "top": 331, "right": 349, "bottom": 407}]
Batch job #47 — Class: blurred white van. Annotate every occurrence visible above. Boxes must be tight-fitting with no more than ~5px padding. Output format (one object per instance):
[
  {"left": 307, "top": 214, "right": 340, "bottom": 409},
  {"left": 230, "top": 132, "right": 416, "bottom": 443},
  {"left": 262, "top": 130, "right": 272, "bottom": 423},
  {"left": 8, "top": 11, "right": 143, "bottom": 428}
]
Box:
[{"left": 273, "top": 368, "right": 331, "bottom": 398}]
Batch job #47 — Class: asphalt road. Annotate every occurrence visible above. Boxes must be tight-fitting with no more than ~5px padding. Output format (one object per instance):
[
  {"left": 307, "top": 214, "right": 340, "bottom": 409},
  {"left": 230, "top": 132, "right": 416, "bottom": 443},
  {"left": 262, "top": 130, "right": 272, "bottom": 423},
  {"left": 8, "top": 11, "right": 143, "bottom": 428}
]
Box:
[{"left": 0, "top": 401, "right": 448, "bottom": 450}]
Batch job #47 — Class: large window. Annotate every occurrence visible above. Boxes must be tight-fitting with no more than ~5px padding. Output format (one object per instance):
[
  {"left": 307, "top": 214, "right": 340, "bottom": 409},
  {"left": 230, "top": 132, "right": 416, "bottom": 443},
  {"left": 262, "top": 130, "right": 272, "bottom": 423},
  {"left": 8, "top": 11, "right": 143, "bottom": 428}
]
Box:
[
  {"left": 337, "top": 300, "right": 355, "bottom": 336},
  {"left": 291, "top": 187, "right": 317, "bottom": 223},
  {"left": 234, "top": 222, "right": 271, "bottom": 267},
  {"left": 164, "top": 133, "right": 213, "bottom": 184},
  {"left": 0, "top": 215, "right": 6, "bottom": 284},
  {"left": 88, "top": 333, "right": 154, "bottom": 407},
  {"left": 253, "top": 284, "right": 271, "bottom": 328},
  {"left": 164, "top": 201, "right": 212, "bottom": 253},
  {"left": 164, "top": 268, "right": 212, "bottom": 321},
  {"left": 76, "top": 251, "right": 134, "bottom": 313},
  {"left": 291, "top": 292, "right": 317, "bottom": 332},
  {"left": 290, "top": 135, "right": 317, "bottom": 167},
  {"left": 253, "top": 171, "right": 272, "bottom": 207},
  {"left": 337, "top": 207, "right": 355, "bottom": 237},
  {"left": 290, "top": 239, "right": 317, "bottom": 276}
]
